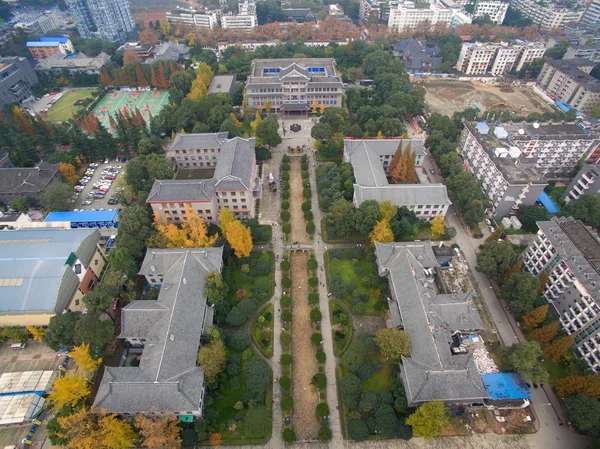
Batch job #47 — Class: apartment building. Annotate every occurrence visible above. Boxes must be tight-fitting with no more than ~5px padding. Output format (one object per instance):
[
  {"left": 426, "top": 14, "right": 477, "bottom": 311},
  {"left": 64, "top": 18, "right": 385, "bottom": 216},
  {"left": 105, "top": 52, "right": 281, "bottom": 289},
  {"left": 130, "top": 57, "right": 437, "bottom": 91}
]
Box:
[
  {"left": 166, "top": 9, "right": 220, "bottom": 31},
  {"left": 14, "top": 11, "right": 60, "bottom": 35},
  {"left": 537, "top": 59, "right": 600, "bottom": 112},
  {"left": 222, "top": 0, "right": 257, "bottom": 30},
  {"left": 94, "top": 247, "right": 222, "bottom": 418},
  {"left": 65, "top": 0, "right": 135, "bottom": 42},
  {"left": 456, "top": 41, "right": 546, "bottom": 75},
  {"left": 563, "top": 44, "right": 600, "bottom": 64},
  {"left": 344, "top": 139, "right": 451, "bottom": 219},
  {"left": 0, "top": 57, "right": 38, "bottom": 111},
  {"left": 582, "top": 0, "right": 600, "bottom": 27},
  {"left": 562, "top": 165, "right": 600, "bottom": 203},
  {"left": 473, "top": 0, "right": 508, "bottom": 24},
  {"left": 510, "top": 0, "right": 583, "bottom": 29},
  {"left": 0, "top": 228, "right": 106, "bottom": 326},
  {"left": 148, "top": 135, "right": 259, "bottom": 222},
  {"left": 523, "top": 217, "right": 600, "bottom": 372},
  {"left": 26, "top": 37, "right": 74, "bottom": 60},
  {"left": 360, "top": 0, "right": 397, "bottom": 23},
  {"left": 245, "top": 58, "right": 343, "bottom": 113},
  {"left": 388, "top": 2, "right": 453, "bottom": 32}
]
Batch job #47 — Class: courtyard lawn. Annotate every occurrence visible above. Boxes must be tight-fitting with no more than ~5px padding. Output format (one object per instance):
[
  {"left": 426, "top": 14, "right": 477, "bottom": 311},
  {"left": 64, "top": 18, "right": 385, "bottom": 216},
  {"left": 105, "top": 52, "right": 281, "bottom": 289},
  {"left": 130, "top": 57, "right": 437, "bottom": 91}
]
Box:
[
  {"left": 549, "top": 185, "right": 567, "bottom": 204},
  {"left": 251, "top": 303, "right": 274, "bottom": 358},
  {"left": 226, "top": 251, "right": 274, "bottom": 308},
  {"left": 321, "top": 218, "right": 365, "bottom": 244},
  {"left": 45, "top": 88, "right": 96, "bottom": 122},
  {"left": 361, "top": 352, "right": 391, "bottom": 393},
  {"left": 330, "top": 300, "right": 352, "bottom": 356}
]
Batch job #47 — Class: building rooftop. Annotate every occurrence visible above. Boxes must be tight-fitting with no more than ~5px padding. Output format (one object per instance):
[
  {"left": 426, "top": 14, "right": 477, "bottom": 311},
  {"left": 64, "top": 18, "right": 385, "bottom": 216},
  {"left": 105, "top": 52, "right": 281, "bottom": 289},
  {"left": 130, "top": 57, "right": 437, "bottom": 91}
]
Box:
[
  {"left": 208, "top": 74, "right": 236, "bottom": 94},
  {"left": 0, "top": 161, "right": 60, "bottom": 196},
  {"left": 481, "top": 373, "right": 531, "bottom": 400},
  {"left": 34, "top": 52, "right": 110, "bottom": 71},
  {"left": 375, "top": 241, "right": 488, "bottom": 405},
  {"left": 152, "top": 42, "right": 190, "bottom": 61},
  {"left": 248, "top": 58, "right": 342, "bottom": 85},
  {"left": 391, "top": 38, "right": 442, "bottom": 71},
  {"left": 169, "top": 132, "right": 228, "bottom": 151},
  {"left": 544, "top": 59, "right": 600, "bottom": 92},
  {"left": 39, "top": 37, "right": 69, "bottom": 43},
  {"left": 45, "top": 210, "right": 119, "bottom": 223},
  {"left": 94, "top": 247, "right": 223, "bottom": 415},
  {"left": 0, "top": 228, "right": 99, "bottom": 315},
  {"left": 147, "top": 179, "right": 217, "bottom": 203},
  {"left": 213, "top": 137, "right": 256, "bottom": 191}
]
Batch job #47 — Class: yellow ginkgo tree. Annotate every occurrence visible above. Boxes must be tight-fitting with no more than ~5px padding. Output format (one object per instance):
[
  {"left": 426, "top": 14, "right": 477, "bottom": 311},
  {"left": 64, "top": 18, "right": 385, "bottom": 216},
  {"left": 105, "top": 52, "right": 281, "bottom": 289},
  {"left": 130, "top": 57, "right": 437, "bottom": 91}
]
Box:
[
  {"left": 48, "top": 372, "right": 90, "bottom": 409},
  {"left": 70, "top": 343, "right": 102, "bottom": 373},
  {"left": 219, "top": 208, "right": 253, "bottom": 258},
  {"left": 26, "top": 325, "right": 45, "bottom": 341}
]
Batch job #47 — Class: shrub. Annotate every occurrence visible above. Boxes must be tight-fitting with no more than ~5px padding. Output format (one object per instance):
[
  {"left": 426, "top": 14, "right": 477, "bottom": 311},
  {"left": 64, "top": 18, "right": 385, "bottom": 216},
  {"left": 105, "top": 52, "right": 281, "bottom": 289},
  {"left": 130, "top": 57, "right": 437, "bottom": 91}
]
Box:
[
  {"left": 281, "top": 201, "right": 290, "bottom": 210},
  {"left": 282, "top": 172, "right": 290, "bottom": 180},
  {"left": 304, "top": 210, "right": 313, "bottom": 220},
  {"left": 282, "top": 222, "right": 291, "bottom": 232},
  {"left": 302, "top": 170, "right": 309, "bottom": 179},
  {"left": 281, "top": 294, "right": 291, "bottom": 307},
  {"left": 312, "top": 373, "right": 327, "bottom": 390},
  {"left": 352, "top": 302, "right": 365, "bottom": 314},
  {"left": 282, "top": 191, "right": 290, "bottom": 200},
  {"left": 357, "top": 363, "right": 374, "bottom": 381},
  {"left": 301, "top": 155, "right": 308, "bottom": 163},
  {"left": 311, "top": 333, "right": 322, "bottom": 346},
  {"left": 309, "top": 277, "right": 318, "bottom": 287},
  {"left": 281, "top": 396, "right": 294, "bottom": 411},
  {"left": 283, "top": 429, "right": 296, "bottom": 443},
  {"left": 310, "top": 309, "right": 322, "bottom": 322},
  {"left": 302, "top": 201, "right": 312, "bottom": 212},
  {"left": 282, "top": 155, "right": 290, "bottom": 163},
  {"left": 280, "top": 260, "right": 290, "bottom": 271},
  {"left": 354, "top": 265, "right": 363, "bottom": 276},
  {"left": 318, "top": 426, "right": 332, "bottom": 442},
  {"left": 307, "top": 258, "right": 318, "bottom": 270},
  {"left": 309, "top": 293, "right": 320, "bottom": 305},
  {"left": 254, "top": 259, "right": 272, "bottom": 276},
  {"left": 280, "top": 332, "right": 291, "bottom": 345},
  {"left": 306, "top": 221, "right": 315, "bottom": 234},
  {"left": 281, "top": 210, "right": 290, "bottom": 221},
  {"left": 227, "top": 330, "right": 251, "bottom": 351},
  {"left": 283, "top": 181, "right": 290, "bottom": 190},
  {"left": 330, "top": 248, "right": 344, "bottom": 259},
  {"left": 348, "top": 419, "right": 369, "bottom": 442},
  {"left": 316, "top": 351, "right": 326, "bottom": 363},
  {"left": 316, "top": 402, "right": 330, "bottom": 419},
  {"left": 281, "top": 354, "right": 292, "bottom": 366},
  {"left": 303, "top": 188, "right": 311, "bottom": 198},
  {"left": 282, "top": 276, "right": 291, "bottom": 288},
  {"left": 281, "top": 310, "right": 292, "bottom": 323},
  {"left": 301, "top": 162, "right": 308, "bottom": 170},
  {"left": 279, "top": 375, "right": 291, "bottom": 390},
  {"left": 282, "top": 163, "right": 290, "bottom": 171}
]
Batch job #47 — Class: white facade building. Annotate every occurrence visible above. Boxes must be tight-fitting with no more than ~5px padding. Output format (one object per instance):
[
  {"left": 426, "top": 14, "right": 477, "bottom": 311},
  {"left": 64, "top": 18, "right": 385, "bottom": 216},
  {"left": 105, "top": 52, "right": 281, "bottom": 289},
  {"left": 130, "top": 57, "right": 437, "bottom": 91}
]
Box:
[
  {"left": 523, "top": 217, "right": 600, "bottom": 372},
  {"left": 473, "top": 0, "right": 508, "bottom": 24},
  {"left": 65, "top": 0, "right": 134, "bottom": 43},
  {"left": 510, "top": 0, "right": 584, "bottom": 29},
  {"left": 456, "top": 41, "right": 546, "bottom": 75},
  {"left": 582, "top": 0, "right": 600, "bottom": 27},
  {"left": 166, "top": 10, "right": 220, "bottom": 30},
  {"left": 388, "top": 1, "right": 453, "bottom": 32},
  {"left": 14, "top": 12, "right": 60, "bottom": 35},
  {"left": 222, "top": 0, "right": 257, "bottom": 30}
]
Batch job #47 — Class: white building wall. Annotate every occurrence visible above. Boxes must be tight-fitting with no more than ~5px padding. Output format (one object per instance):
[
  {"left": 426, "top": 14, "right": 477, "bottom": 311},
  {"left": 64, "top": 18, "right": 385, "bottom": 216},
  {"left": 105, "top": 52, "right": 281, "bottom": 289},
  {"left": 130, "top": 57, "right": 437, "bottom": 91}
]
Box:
[{"left": 473, "top": 0, "right": 508, "bottom": 24}]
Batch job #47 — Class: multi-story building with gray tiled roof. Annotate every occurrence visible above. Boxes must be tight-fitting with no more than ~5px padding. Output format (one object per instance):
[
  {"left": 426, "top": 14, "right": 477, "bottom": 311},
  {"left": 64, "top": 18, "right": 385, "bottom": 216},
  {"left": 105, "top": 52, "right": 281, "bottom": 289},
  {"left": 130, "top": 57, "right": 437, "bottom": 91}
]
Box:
[
  {"left": 523, "top": 217, "right": 600, "bottom": 372},
  {"left": 94, "top": 247, "right": 223, "bottom": 417},
  {"left": 148, "top": 135, "right": 260, "bottom": 223},
  {"left": 344, "top": 138, "right": 451, "bottom": 219},
  {"left": 246, "top": 58, "right": 344, "bottom": 114}
]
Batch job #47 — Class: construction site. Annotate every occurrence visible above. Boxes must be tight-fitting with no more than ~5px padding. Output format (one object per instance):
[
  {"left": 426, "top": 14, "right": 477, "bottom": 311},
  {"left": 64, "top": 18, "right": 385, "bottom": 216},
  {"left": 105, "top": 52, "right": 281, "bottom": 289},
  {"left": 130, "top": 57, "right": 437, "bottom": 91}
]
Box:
[{"left": 422, "top": 80, "right": 556, "bottom": 117}]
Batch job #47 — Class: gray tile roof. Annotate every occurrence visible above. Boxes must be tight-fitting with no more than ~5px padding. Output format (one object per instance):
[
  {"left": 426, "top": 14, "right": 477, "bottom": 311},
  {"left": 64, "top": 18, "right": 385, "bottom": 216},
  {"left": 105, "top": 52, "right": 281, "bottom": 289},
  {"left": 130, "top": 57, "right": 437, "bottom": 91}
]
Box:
[
  {"left": 248, "top": 58, "right": 342, "bottom": 85},
  {"left": 0, "top": 161, "right": 60, "bottom": 196},
  {"left": 354, "top": 184, "right": 451, "bottom": 207},
  {"left": 152, "top": 42, "right": 190, "bottom": 61},
  {"left": 0, "top": 228, "right": 100, "bottom": 314},
  {"left": 214, "top": 137, "right": 256, "bottom": 192},
  {"left": 344, "top": 139, "right": 425, "bottom": 159},
  {"left": 94, "top": 247, "right": 223, "bottom": 415},
  {"left": 392, "top": 38, "right": 442, "bottom": 71},
  {"left": 169, "top": 132, "right": 229, "bottom": 151},
  {"left": 348, "top": 144, "right": 388, "bottom": 187},
  {"left": 376, "top": 242, "right": 488, "bottom": 406},
  {"left": 34, "top": 52, "right": 110, "bottom": 71},
  {"left": 208, "top": 74, "right": 236, "bottom": 94},
  {"left": 147, "top": 179, "right": 217, "bottom": 203}
]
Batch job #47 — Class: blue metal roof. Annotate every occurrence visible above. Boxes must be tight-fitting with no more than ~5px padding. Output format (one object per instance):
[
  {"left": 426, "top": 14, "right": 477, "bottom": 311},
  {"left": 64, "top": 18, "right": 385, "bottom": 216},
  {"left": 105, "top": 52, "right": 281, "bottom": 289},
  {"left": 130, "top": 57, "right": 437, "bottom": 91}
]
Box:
[
  {"left": 26, "top": 41, "right": 63, "bottom": 47},
  {"left": 39, "top": 36, "right": 68, "bottom": 43},
  {"left": 537, "top": 191, "right": 560, "bottom": 214},
  {"left": 45, "top": 210, "right": 119, "bottom": 223},
  {"left": 556, "top": 100, "right": 571, "bottom": 112},
  {"left": 482, "top": 373, "right": 531, "bottom": 400}
]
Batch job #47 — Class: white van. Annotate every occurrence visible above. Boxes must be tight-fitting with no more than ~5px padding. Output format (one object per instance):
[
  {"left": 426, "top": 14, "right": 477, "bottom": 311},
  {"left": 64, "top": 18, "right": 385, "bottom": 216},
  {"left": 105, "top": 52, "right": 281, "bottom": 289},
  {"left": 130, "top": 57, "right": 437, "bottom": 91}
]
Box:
[{"left": 11, "top": 343, "right": 26, "bottom": 349}]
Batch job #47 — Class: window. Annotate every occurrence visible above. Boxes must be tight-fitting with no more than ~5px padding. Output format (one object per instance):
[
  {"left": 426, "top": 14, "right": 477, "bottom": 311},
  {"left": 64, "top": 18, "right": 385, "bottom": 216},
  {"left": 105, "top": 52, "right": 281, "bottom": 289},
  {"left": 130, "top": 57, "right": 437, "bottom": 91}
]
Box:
[
  {"left": 223, "top": 199, "right": 228, "bottom": 203},
  {"left": 94, "top": 259, "right": 98, "bottom": 266},
  {"left": 241, "top": 198, "right": 246, "bottom": 203},
  {"left": 232, "top": 199, "right": 237, "bottom": 203},
  {"left": 87, "top": 279, "right": 95, "bottom": 290},
  {"left": 74, "top": 263, "right": 82, "bottom": 275},
  {"left": 75, "top": 299, "right": 80, "bottom": 306},
  {"left": 205, "top": 209, "right": 211, "bottom": 214},
  {"left": 172, "top": 211, "right": 178, "bottom": 215}
]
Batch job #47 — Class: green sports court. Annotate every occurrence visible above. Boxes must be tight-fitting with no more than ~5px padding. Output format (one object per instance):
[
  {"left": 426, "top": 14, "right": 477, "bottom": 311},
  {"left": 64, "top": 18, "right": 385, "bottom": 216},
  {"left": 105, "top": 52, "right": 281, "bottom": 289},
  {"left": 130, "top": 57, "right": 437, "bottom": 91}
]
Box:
[{"left": 92, "top": 90, "right": 169, "bottom": 130}]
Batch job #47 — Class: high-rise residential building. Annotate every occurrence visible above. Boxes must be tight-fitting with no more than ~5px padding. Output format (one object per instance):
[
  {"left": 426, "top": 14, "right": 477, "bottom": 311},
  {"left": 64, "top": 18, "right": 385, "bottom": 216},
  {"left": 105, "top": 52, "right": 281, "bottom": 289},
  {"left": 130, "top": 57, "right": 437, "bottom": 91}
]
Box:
[
  {"left": 388, "top": 1, "right": 453, "bottom": 32},
  {"left": 582, "top": 0, "right": 600, "bottom": 27},
  {"left": 523, "top": 217, "right": 600, "bottom": 372},
  {"left": 65, "top": 0, "right": 134, "bottom": 43},
  {"left": 563, "top": 44, "right": 600, "bottom": 64},
  {"left": 509, "top": 0, "right": 583, "bottom": 29},
  {"left": 0, "top": 57, "right": 38, "bottom": 111},
  {"left": 562, "top": 165, "right": 600, "bottom": 203},
  {"left": 537, "top": 59, "right": 600, "bottom": 112},
  {"left": 473, "top": 0, "right": 509, "bottom": 24},
  {"left": 360, "top": 0, "right": 397, "bottom": 23},
  {"left": 13, "top": 11, "right": 60, "bottom": 35},
  {"left": 456, "top": 41, "right": 546, "bottom": 75}
]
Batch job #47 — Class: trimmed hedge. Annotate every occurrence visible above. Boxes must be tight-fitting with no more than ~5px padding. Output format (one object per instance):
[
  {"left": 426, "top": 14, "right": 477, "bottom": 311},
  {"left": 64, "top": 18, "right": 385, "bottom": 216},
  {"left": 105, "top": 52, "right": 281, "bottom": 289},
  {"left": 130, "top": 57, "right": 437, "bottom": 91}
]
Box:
[
  {"left": 281, "top": 260, "right": 290, "bottom": 271},
  {"left": 302, "top": 201, "right": 312, "bottom": 212},
  {"left": 281, "top": 201, "right": 290, "bottom": 210},
  {"left": 281, "top": 210, "right": 290, "bottom": 221},
  {"left": 309, "top": 277, "right": 318, "bottom": 287},
  {"left": 304, "top": 210, "right": 313, "bottom": 220},
  {"left": 282, "top": 222, "right": 291, "bottom": 233},
  {"left": 281, "top": 354, "right": 292, "bottom": 366},
  {"left": 307, "top": 258, "right": 318, "bottom": 270},
  {"left": 316, "top": 351, "right": 326, "bottom": 363},
  {"left": 301, "top": 162, "right": 308, "bottom": 170},
  {"left": 316, "top": 402, "right": 330, "bottom": 418},
  {"left": 281, "top": 294, "right": 291, "bottom": 307},
  {"left": 282, "top": 163, "right": 290, "bottom": 171},
  {"left": 282, "top": 276, "right": 291, "bottom": 288},
  {"left": 281, "top": 395, "right": 294, "bottom": 411},
  {"left": 283, "top": 429, "right": 296, "bottom": 443},
  {"left": 282, "top": 310, "right": 292, "bottom": 323},
  {"left": 308, "top": 293, "right": 319, "bottom": 305},
  {"left": 303, "top": 188, "right": 311, "bottom": 198},
  {"left": 282, "top": 191, "right": 290, "bottom": 200},
  {"left": 280, "top": 375, "right": 291, "bottom": 390},
  {"left": 310, "top": 309, "right": 322, "bottom": 322},
  {"left": 301, "top": 170, "right": 309, "bottom": 179},
  {"left": 307, "top": 221, "right": 315, "bottom": 233},
  {"left": 282, "top": 155, "right": 290, "bottom": 163},
  {"left": 282, "top": 172, "right": 290, "bottom": 181},
  {"left": 311, "top": 333, "right": 322, "bottom": 346},
  {"left": 318, "top": 426, "right": 332, "bottom": 442}
]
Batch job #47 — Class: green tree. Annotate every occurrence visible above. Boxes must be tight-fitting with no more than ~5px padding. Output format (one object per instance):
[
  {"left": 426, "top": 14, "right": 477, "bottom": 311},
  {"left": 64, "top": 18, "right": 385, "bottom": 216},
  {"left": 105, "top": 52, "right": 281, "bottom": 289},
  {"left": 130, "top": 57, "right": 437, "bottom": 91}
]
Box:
[
  {"left": 502, "top": 340, "right": 549, "bottom": 384},
  {"left": 83, "top": 289, "right": 114, "bottom": 317},
  {"left": 476, "top": 241, "right": 517, "bottom": 280},
  {"left": 41, "top": 182, "right": 74, "bottom": 211},
  {"left": 327, "top": 199, "right": 355, "bottom": 238},
  {"left": 204, "top": 272, "right": 227, "bottom": 306},
  {"left": 562, "top": 194, "right": 600, "bottom": 228},
  {"left": 311, "top": 122, "right": 332, "bottom": 141},
  {"left": 256, "top": 116, "right": 281, "bottom": 149},
  {"left": 353, "top": 200, "right": 380, "bottom": 234},
  {"left": 9, "top": 196, "right": 35, "bottom": 213},
  {"left": 197, "top": 327, "right": 226, "bottom": 384},
  {"left": 348, "top": 419, "right": 369, "bottom": 441},
  {"left": 74, "top": 315, "right": 114, "bottom": 358},
  {"left": 374, "top": 328, "right": 411, "bottom": 363},
  {"left": 519, "top": 205, "right": 550, "bottom": 231},
  {"left": 563, "top": 394, "right": 600, "bottom": 437},
  {"left": 242, "top": 404, "right": 271, "bottom": 439},
  {"left": 137, "top": 136, "right": 164, "bottom": 155},
  {"left": 406, "top": 401, "right": 449, "bottom": 440},
  {"left": 502, "top": 272, "right": 540, "bottom": 316},
  {"left": 125, "top": 154, "right": 173, "bottom": 195},
  {"left": 44, "top": 311, "right": 82, "bottom": 350}
]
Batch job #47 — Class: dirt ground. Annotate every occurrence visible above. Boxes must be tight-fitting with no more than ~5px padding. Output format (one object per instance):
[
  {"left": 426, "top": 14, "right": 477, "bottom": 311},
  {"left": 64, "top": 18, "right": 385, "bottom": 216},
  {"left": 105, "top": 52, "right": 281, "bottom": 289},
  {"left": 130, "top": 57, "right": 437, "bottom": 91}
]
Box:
[
  {"left": 290, "top": 158, "right": 309, "bottom": 243},
  {"left": 340, "top": 434, "right": 533, "bottom": 448},
  {"left": 422, "top": 80, "right": 555, "bottom": 117},
  {"left": 290, "top": 251, "right": 320, "bottom": 440}
]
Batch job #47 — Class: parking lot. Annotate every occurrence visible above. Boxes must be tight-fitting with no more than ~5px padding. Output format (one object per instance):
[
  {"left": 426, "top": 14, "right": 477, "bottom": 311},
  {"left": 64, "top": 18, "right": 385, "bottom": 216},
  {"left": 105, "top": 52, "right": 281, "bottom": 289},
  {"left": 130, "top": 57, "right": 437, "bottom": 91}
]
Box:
[{"left": 73, "top": 160, "right": 127, "bottom": 210}]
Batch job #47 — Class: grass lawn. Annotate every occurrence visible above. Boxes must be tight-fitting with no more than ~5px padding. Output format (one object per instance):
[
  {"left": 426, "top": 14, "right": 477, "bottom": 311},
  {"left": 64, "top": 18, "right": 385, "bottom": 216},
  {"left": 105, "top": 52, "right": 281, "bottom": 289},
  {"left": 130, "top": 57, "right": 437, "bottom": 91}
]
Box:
[
  {"left": 226, "top": 251, "right": 274, "bottom": 308},
  {"left": 45, "top": 88, "right": 96, "bottom": 121},
  {"left": 252, "top": 303, "right": 274, "bottom": 358},
  {"left": 542, "top": 358, "right": 569, "bottom": 387},
  {"left": 362, "top": 352, "right": 391, "bottom": 393},
  {"left": 330, "top": 300, "right": 352, "bottom": 356},
  {"left": 325, "top": 251, "right": 384, "bottom": 316},
  {"left": 321, "top": 218, "right": 365, "bottom": 244},
  {"left": 398, "top": 226, "right": 445, "bottom": 241},
  {"left": 549, "top": 186, "right": 567, "bottom": 204}
]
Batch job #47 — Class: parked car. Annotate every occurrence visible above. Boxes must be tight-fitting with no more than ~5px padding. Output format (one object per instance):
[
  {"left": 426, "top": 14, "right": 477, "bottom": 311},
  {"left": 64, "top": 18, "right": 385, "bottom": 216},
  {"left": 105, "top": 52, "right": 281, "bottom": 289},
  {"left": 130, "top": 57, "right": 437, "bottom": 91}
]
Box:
[{"left": 112, "top": 297, "right": 121, "bottom": 311}]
